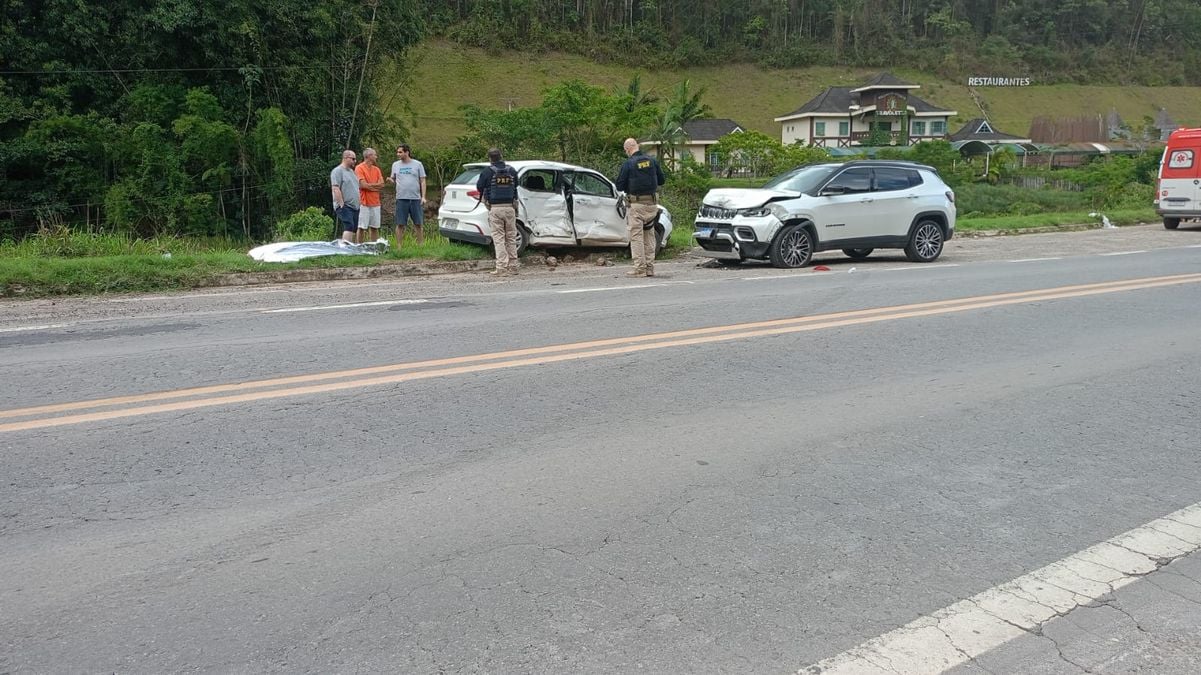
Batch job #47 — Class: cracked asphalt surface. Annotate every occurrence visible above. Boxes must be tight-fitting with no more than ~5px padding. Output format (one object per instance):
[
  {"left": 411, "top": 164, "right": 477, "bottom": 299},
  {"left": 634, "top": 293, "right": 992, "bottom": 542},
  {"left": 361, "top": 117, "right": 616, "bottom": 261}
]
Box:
[{"left": 2, "top": 223, "right": 1201, "bottom": 673}]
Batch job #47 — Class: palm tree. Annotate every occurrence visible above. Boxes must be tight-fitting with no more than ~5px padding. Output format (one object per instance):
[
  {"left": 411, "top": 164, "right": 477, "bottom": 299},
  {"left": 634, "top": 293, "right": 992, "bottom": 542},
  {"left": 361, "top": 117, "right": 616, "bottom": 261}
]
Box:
[
  {"left": 647, "top": 105, "right": 687, "bottom": 169},
  {"left": 668, "top": 79, "right": 712, "bottom": 125},
  {"left": 615, "top": 74, "right": 658, "bottom": 113}
]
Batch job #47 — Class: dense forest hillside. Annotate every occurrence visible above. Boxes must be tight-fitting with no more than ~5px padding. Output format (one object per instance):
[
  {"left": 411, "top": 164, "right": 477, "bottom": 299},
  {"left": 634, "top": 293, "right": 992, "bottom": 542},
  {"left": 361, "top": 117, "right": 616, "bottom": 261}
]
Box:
[{"left": 415, "top": 0, "right": 1201, "bottom": 84}]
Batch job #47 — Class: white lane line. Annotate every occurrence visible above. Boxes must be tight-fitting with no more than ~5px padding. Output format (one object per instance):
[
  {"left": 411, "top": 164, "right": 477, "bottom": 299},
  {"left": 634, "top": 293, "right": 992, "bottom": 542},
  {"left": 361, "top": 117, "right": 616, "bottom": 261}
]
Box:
[
  {"left": 558, "top": 284, "right": 664, "bottom": 294},
  {"left": 0, "top": 323, "right": 70, "bottom": 333},
  {"left": 1009, "top": 257, "right": 1063, "bottom": 263},
  {"left": 261, "top": 299, "right": 429, "bottom": 313},
  {"left": 879, "top": 263, "right": 961, "bottom": 271},
  {"left": 105, "top": 289, "right": 292, "bottom": 302},
  {"left": 799, "top": 501, "right": 1201, "bottom": 675},
  {"left": 1100, "top": 250, "right": 1148, "bottom": 256}
]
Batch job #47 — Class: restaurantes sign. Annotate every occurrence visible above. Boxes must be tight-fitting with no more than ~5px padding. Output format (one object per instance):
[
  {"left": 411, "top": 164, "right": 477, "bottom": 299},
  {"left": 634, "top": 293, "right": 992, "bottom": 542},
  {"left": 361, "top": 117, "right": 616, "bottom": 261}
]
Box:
[{"left": 967, "top": 76, "right": 1032, "bottom": 87}]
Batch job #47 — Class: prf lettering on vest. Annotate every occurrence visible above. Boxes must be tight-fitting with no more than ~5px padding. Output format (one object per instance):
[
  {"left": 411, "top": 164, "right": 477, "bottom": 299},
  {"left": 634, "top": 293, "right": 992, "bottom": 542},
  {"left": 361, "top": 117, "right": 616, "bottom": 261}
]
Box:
[{"left": 637, "top": 160, "right": 651, "bottom": 169}]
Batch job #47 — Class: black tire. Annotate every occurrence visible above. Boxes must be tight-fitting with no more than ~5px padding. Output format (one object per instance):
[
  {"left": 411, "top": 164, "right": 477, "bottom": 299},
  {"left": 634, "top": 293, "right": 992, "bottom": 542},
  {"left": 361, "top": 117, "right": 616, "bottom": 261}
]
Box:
[
  {"left": 769, "top": 224, "right": 814, "bottom": 269},
  {"left": 842, "top": 248, "right": 874, "bottom": 260},
  {"left": 515, "top": 223, "right": 530, "bottom": 255},
  {"left": 904, "top": 219, "right": 944, "bottom": 263},
  {"left": 1164, "top": 217, "right": 1181, "bottom": 230},
  {"left": 655, "top": 226, "right": 666, "bottom": 252}
]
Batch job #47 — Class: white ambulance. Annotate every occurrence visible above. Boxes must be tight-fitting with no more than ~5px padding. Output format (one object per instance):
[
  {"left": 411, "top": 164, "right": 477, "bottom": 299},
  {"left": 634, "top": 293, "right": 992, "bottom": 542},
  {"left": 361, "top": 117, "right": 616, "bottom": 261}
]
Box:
[{"left": 1156, "top": 128, "right": 1201, "bottom": 230}]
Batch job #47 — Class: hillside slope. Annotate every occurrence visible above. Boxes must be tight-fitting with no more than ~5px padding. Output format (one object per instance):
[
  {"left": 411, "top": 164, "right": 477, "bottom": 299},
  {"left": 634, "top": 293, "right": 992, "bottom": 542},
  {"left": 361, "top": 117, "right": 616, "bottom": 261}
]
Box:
[{"left": 399, "top": 40, "right": 1201, "bottom": 149}]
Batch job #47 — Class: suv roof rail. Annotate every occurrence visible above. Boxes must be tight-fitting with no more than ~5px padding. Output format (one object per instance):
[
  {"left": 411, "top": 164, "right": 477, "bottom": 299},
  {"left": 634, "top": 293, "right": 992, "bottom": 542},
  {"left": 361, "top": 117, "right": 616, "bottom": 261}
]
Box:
[{"left": 839, "top": 159, "right": 938, "bottom": 171}]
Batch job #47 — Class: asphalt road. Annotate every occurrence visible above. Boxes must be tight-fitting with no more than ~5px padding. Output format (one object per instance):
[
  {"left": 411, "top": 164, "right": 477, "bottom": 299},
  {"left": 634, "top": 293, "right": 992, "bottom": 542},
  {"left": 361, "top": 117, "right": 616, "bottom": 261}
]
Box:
[{"left": 3, "top": 225, "right": 1201, "bottom": 673}]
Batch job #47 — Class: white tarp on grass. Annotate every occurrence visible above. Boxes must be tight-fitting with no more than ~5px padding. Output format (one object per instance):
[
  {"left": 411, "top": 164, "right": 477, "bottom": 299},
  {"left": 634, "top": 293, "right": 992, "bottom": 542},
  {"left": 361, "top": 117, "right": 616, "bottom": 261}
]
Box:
[{"left": 248, "top": 239, "right": 388, "bottom": 263}]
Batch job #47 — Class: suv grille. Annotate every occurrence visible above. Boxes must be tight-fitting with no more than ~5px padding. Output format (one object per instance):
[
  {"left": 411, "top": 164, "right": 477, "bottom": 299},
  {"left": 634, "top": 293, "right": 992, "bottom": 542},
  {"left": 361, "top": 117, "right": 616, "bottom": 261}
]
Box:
[{"left": 699, "top": 205, "right": 737, "bottom": 220}]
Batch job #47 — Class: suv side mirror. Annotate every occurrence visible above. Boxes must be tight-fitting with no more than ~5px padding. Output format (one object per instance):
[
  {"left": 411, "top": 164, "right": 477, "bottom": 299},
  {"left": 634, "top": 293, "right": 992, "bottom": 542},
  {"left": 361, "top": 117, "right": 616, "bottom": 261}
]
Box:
[{"left": 819, "top": 185, "right": 847, "bottom": 196}]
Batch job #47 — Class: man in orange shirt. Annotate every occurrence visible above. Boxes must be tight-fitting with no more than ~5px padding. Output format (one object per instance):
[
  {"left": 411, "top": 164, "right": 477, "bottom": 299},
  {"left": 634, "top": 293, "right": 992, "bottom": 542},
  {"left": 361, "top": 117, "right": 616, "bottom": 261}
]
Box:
[{"left": 355, "top": 147, "right": 386, "bottom": 243}]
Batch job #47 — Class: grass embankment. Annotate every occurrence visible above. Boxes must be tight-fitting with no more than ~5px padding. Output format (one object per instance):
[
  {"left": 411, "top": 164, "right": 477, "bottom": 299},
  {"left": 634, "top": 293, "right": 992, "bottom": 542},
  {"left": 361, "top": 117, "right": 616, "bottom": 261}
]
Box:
[
  {"left": 0, "top": 231, "right": 486, "bottom": 298},
  {"left": 402, "top": 40, "right": 1201, "bottom": 148}
]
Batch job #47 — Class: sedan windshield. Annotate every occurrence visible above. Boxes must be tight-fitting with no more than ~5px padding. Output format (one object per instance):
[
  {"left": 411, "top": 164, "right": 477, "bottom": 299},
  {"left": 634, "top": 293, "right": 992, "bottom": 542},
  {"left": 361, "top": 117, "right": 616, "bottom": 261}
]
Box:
[{"left": 762, "top": 165, "right": 839, "bottom": 195}]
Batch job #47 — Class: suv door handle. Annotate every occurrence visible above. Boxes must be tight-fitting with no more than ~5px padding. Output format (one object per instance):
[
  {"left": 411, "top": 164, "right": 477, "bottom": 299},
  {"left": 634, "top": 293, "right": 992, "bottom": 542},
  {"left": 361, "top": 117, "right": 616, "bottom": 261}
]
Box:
[
  {"left": 859, "top": 197, "right": 874, "bottom": 203},
  {"left": 907, "top": 194, "right": 921, "bottom": 199}
]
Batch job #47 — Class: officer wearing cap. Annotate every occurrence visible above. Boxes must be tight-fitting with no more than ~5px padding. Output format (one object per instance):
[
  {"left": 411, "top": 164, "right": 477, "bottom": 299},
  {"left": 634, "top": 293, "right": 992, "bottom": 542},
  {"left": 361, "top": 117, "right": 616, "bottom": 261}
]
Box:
[
  {"left": 615, "top": 138, "right": 665, "bottom": 277},
  {"left": 475, "top": 148, "right": 520, "bottom": 276}
]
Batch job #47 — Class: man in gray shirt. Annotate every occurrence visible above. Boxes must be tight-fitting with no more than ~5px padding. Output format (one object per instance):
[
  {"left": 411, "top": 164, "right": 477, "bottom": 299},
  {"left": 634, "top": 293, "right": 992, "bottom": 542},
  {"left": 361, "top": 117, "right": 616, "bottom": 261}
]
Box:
[
  {"left": 388, "top": 144, "right": 427, "bottom": 246},
  {"left": 330, "top": 149, "right": 360, "bottom": 242}
]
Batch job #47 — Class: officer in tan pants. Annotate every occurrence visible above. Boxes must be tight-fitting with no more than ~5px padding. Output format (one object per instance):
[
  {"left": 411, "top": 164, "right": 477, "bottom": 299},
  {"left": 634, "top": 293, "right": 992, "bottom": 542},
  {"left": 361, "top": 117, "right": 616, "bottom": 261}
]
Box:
[
  {"left": 615, "top": 138, "right": 666, "bottom": 277},
  {"left": 475, "top": 148, "right": 520, "bottom": 276}
]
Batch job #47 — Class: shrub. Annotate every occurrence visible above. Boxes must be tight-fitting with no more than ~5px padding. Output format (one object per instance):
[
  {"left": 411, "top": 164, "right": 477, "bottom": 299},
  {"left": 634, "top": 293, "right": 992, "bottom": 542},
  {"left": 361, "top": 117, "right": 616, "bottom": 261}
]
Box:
[{"left": 274, "top": 207, "right": 336, "bottom": 242}]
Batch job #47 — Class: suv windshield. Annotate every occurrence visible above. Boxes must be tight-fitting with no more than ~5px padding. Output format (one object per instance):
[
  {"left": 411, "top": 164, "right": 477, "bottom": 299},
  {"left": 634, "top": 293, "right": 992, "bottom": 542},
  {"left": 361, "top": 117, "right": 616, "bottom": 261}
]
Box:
[{"left": 762, "top": 164, "right": 839, "bottom": 195}]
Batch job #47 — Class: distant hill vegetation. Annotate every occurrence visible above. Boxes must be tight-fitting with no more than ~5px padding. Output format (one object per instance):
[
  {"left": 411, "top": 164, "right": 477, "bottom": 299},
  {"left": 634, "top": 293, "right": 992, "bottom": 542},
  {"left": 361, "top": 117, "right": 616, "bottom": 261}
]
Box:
[
  {"left": 400, "top": 41, "right": 1201, "bottom": 149},
  {"left": 412, "top": 0, "right": 1201, "bottom": 84}
]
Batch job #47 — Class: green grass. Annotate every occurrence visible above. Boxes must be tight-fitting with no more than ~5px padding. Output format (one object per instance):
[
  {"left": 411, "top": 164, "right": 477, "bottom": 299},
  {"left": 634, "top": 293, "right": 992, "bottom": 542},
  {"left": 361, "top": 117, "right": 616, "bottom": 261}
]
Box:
[
  {"left": 957, "top": 208, "right": 1157, "bottom": 231},
  {"left": 0, "top": 228, "right": 490, "bottom": 297},
  {"left": 400, "top": 39, "right": 1201, "bottom": 149}
]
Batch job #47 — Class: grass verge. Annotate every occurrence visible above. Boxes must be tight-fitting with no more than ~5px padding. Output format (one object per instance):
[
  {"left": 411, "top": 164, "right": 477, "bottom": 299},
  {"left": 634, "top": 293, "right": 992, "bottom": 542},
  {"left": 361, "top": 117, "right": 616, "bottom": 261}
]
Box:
[{"left": 957, "top": 208, "right": 1156, "bottom": 232}]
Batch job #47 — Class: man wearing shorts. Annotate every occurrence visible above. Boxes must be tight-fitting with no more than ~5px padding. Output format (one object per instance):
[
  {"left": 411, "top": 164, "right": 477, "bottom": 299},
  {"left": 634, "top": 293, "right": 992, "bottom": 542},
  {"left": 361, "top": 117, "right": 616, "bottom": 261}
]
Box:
[
  {"left": 355, "top": 147, "right": 385, "bottom": 243},
  {"left": 330, "top": 149, "right": 360, "bottom": 242},
  {"left": 388, "top": 144, "right": 427, "bottom": 246}
]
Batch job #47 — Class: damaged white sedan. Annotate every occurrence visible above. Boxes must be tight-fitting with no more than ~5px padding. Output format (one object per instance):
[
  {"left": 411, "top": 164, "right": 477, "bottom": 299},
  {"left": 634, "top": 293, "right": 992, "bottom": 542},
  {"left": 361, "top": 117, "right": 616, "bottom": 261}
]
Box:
[{"left": 438, "top": 160, "right": 672, "bottom": 255}]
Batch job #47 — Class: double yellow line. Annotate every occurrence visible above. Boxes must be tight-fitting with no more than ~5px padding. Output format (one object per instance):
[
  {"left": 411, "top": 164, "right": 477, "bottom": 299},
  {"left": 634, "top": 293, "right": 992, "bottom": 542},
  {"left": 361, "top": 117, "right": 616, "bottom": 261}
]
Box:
[{"left": 3, "top": 273, "right": 1200, "bottom": 434}]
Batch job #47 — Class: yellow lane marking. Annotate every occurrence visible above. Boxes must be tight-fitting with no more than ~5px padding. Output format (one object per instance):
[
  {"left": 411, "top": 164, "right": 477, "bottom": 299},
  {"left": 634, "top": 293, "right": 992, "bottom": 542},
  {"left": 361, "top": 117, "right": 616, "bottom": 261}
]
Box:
[
  {"left": 2, "top": 273, "right": 1199, "bottom": 434},
  {"left": 3, "top": 273, "right": 1194, "bottom": 423}
]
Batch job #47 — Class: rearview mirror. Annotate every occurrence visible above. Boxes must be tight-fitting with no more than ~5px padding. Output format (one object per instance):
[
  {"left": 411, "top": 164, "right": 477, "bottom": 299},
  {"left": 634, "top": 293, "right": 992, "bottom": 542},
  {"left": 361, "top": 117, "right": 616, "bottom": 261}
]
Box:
[{"left": 819, "top": 185, "right": 847, "bottom": 196}]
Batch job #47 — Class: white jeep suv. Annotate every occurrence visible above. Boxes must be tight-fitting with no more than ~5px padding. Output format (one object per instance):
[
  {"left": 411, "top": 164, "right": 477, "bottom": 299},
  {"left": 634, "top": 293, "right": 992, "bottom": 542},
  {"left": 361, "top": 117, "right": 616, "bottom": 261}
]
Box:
[{"left": 693, "top": 160, "right": 956, "bottom": 267}]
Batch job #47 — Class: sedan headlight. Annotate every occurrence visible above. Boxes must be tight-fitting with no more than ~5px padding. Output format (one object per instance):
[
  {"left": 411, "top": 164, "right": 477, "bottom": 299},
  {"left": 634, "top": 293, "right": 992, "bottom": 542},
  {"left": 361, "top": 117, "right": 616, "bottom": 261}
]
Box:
[{"left": 738, "top": 206, "right": 771, "bottom": 217}]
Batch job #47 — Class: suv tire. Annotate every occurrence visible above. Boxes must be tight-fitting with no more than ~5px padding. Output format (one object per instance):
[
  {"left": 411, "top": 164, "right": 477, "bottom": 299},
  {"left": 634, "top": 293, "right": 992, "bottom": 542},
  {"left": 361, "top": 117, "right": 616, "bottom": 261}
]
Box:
[
  {"left": 769, "top": 224, "right": 814, "bottom": 268},
  {"left": 842, "top": 248, "right": 873, "bottom": 259},
  {"left": 904, "top": 219, "right": 944, "bottom": 263},
  {"left": 1164, "top": 217, "right": 1181, "bottom": 230}
]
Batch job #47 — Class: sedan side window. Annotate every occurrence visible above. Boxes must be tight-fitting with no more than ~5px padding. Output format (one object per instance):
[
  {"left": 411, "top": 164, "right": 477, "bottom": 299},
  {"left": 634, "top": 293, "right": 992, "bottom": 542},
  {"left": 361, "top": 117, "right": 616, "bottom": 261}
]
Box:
[
  {"left": 521, "top": 170, "right": 556, "bottom": 192},
  {"left": 570, "top": 172, "right": 615, "bottom": 198},
  {"left": 823, "top": 168, "right": 872, "bottom": 194}
]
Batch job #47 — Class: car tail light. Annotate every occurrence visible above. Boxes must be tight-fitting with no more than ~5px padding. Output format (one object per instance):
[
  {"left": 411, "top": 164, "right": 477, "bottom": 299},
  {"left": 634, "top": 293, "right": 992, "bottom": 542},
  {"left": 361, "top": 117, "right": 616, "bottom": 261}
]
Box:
[
  {"left": 467, "top": 190, "right": 481, "bottom": 199},
  {"left": 945, "top": 190, "right": 955, "bottom": 204}
]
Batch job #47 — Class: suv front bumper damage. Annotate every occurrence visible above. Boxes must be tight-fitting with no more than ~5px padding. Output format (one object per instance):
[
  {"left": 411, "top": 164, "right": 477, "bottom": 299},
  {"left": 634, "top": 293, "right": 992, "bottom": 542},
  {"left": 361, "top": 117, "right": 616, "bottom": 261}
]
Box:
[{"left": 693, "top": 218, "right": 775, "bottom": 260}]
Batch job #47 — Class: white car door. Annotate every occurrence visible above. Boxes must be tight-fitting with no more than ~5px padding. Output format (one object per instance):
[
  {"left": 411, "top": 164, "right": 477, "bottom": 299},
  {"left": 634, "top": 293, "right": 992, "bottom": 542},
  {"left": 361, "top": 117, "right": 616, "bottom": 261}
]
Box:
[
  {"left": 812, "top": 167, "right": 873, "bottom": 243},
  {"left": 567, "top": 171, "right": 627, "bottom": 243},
  {"left": 519, "top": 168, "right": 575, "bottom": 243},
  {"left": 868, "top": 167, "right": 924, "bottom": 237}
]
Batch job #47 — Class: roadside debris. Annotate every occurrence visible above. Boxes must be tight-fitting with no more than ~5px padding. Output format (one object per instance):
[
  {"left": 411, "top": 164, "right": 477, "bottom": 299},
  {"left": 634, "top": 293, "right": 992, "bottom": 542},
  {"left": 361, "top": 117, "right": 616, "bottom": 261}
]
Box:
[
  {"left": 545, "top": 256, "right": 559, "bottom": 268},
  {"left": 247, "top": 239, "right": 388, "bottom": 263}
]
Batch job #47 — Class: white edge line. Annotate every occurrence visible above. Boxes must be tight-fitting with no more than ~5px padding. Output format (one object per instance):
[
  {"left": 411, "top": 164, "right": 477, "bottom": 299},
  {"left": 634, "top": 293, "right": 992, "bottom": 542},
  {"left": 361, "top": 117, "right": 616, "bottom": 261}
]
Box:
[
  {"left": 798, "top": 501, "right": 1201, "bottom": 675},
  {"left": 558, "top": 284, "right": 663, "bottom": 294},
  {"left": 262, "top": 299, "right": 429, "bottom": 313},
  {"left": 1009, "top": 257, "right": 1063, "bottom": 263},
  {"left": 1100, "top": 250, "right": 1148, "bottom": 256},
  {"left": 0, "top": 323, "right": 70, "bottom": 334}
]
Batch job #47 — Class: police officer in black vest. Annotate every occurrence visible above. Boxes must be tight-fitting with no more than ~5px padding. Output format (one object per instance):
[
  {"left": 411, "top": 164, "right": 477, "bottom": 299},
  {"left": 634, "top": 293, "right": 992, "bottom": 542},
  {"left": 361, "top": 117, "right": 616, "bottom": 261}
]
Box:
[
  {"left": 476, "top": 148, "right": 521, "bottom": 276},
  {"left": 615, "top": 138, "right": 666, "bottom": 277}
]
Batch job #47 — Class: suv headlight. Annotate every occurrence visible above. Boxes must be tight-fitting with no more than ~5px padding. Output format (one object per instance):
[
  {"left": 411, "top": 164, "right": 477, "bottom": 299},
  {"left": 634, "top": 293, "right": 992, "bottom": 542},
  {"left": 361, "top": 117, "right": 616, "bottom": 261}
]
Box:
[{"left": 738, "top": 206, "right": 771, "bottom": 217}]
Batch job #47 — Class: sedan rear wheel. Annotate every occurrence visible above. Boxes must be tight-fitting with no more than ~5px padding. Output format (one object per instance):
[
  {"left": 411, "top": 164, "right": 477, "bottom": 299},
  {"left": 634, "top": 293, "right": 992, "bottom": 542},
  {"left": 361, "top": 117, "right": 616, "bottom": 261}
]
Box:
[
  {"left": 904, "top": 220, "right": 944, "bottom": 263},
  {"left": 769, "top": 224, "right": 814, "bottom": 268},
  {"left": 515, "top": 223, "right": 530, "bottom": 255}
]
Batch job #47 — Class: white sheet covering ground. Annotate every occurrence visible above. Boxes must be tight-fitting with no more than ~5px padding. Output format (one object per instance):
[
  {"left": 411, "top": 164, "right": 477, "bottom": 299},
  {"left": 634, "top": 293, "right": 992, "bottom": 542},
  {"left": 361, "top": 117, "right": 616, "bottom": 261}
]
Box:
[{"left": 248, "top": 239, "right": 388, "bottom": 263}]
